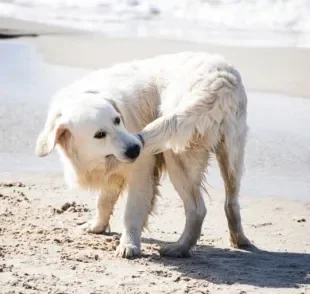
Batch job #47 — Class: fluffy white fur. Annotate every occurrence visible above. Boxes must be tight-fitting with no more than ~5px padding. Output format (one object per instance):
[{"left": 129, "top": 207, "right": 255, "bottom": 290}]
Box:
[{"left": 36, "top": 52, "right": 251, "bottom": 258}]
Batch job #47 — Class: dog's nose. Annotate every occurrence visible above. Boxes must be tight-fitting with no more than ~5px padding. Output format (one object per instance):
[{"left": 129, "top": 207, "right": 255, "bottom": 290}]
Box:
[{"left": 124, "top": 144, "right": 140, "bottom": 160}]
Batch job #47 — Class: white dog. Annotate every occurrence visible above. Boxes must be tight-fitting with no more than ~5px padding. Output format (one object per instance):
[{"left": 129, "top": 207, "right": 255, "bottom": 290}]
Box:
[{"left": 36, "top": 52, "right": 251, "bottom": 258}]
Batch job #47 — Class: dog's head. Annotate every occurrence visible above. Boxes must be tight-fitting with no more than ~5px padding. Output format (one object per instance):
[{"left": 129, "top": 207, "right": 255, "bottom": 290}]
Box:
[{"left": 35, "top": 92, "right": 143, "bottom": 172}]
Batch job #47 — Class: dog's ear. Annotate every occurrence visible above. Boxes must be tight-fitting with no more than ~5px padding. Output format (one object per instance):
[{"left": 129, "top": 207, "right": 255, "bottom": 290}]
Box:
[{"left": 35, "top": 114, "right": 70, "bottom": 157}]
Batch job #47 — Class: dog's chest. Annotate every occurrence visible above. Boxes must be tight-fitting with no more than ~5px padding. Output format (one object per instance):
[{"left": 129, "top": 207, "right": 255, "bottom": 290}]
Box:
[{"left": 105, "top": 173, "right": 126, "bottom": 192}]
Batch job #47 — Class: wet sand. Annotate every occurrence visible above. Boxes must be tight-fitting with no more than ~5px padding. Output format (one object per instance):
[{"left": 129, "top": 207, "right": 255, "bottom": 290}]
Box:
[{"left": 0, "top": 17, "right": 309, "bottom": 294}]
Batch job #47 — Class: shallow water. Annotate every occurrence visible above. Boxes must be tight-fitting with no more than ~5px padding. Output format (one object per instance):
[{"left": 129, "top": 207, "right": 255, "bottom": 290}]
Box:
[{"left": 0, "top": 40, "right": 309, "bottom": 201}]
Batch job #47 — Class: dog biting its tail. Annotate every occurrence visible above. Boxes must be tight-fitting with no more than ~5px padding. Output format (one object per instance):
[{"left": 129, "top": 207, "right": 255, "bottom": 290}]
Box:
[{"left": 139, "top": 69, "right": 248, "bottom": 159}]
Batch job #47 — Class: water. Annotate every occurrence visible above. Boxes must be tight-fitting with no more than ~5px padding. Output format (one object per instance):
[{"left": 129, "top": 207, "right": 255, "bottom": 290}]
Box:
[
  {"left": 0, "top": 40, "right": 309, "bottom": 200},
  {"left": 0, "top": 40, "right": 89, "bottom": 171},
  {"left": 1, "top": 0, "right": 310, "bottom": 47}
]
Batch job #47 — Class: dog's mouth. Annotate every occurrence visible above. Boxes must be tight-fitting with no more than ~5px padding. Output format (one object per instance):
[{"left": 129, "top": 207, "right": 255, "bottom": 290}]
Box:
[
  {"left": 120, "top": 156, "right": 138, "bottom": 164},
  {"left": 105, "top": 154, "right": 136, "bottom": 164}
]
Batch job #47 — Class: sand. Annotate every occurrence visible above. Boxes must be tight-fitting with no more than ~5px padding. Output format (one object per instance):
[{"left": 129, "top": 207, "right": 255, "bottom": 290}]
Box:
[
  {"left": 0, "top": 17, "right": 309, "bottom": 294},
  {"left": 1, "top": 173, "right": 309, "bottom": 294}
]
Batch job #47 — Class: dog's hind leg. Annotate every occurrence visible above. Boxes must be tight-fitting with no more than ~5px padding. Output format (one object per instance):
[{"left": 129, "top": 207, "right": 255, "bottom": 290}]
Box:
[
  {"left": 215, "top": 117, "right": 251, "bottom": 249},
  {"left": 160, "top": 149, "right": 209, "bottom": 257}
]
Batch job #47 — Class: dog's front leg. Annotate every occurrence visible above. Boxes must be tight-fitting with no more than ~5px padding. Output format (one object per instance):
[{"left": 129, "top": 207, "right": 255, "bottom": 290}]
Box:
[
  {"left": 83, "top": 190, "right": 119, "bottom": 234},
  {"left": 116, "top": 157, "right": 155, "bottom": 258}
]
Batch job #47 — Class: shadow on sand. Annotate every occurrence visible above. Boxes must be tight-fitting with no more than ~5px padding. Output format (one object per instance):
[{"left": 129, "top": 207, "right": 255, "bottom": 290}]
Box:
[{"left": 140, "top": 237, "right": 309, "bottom": 289}]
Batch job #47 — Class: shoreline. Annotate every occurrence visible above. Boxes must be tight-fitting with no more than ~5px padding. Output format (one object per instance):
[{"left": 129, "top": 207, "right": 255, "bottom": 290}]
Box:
[{"left": 1, "top": 16, "right": 310, "bottom": 97}]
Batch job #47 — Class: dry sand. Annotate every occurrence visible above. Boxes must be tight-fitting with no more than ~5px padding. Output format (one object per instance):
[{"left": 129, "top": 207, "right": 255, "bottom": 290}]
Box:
[
  {"left": 0, "top": 173, "right": 309, "bottom": 294},
  {"left": 0, "top": 17, "right": 310, "bottom": 294}
]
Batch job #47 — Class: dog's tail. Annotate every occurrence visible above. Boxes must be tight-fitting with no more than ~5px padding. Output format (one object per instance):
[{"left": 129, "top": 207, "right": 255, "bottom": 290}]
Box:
[{"left": 139, "top": 70, "right": 247, "bottom": 155}]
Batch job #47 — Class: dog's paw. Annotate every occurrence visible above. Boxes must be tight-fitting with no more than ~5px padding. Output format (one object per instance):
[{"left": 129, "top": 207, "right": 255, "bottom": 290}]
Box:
[
  {"left": 230, "top": 233, "right": 252, "bottom": 249},
  {"left": 115, "top": 243, "right": 141, "bottom": 258},
  {"left": 159, "top": 243, "right": 192, "bottom": 258},
  {"left": 81, "top": 220, "right": 110, "bottom": 234}
]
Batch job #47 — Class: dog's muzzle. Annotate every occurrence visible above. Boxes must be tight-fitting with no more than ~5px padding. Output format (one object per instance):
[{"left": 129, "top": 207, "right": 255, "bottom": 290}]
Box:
[{"left": 124, "top": 143, "right": 140, "bottom": 160}]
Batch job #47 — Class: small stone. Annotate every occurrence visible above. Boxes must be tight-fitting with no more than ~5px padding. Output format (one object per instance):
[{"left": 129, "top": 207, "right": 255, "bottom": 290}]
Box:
[
  {"left": 297, "top": 218, "right": 306, "bottom": 223},
  {"left": 61, "top": 202, "right": 71, "bottom": 211},
  {"left": 76, "top": 221, "right": 87, "bottom": 226}
]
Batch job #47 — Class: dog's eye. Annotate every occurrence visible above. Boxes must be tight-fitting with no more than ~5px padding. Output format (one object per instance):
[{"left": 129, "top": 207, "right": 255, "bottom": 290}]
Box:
[
  {"left": 94, "top": 131, "right": 106, "bottom": 139},
  {"left": 114, "top": 116, "right": 121, "bottom": 125}
]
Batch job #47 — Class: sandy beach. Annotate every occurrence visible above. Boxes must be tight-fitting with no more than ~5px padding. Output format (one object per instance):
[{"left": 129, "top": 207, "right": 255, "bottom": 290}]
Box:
[{"left": 0, "top": 17, "right": 309, "bottom": 294}]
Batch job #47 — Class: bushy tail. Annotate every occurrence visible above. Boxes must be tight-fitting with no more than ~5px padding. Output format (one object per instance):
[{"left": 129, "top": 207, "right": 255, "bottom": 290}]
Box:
[{"left": 140, "top": 75, "right": 247, "bottom": 156}]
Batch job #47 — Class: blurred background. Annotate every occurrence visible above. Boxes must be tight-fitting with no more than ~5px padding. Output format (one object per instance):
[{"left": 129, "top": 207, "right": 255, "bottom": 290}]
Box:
[{"left": 1, "top": 0, "right": 310, "bottom": 47}]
